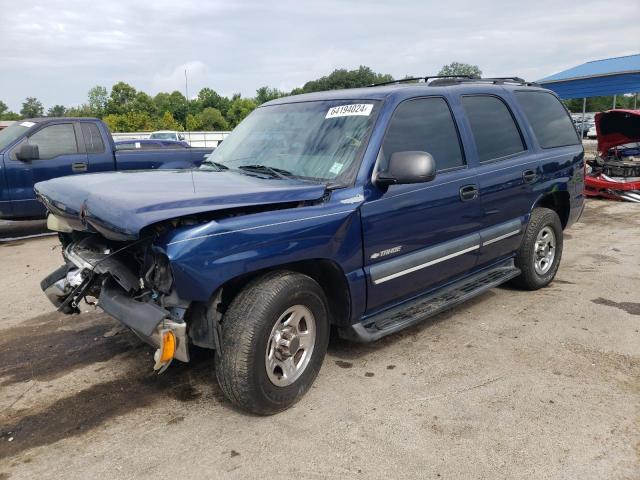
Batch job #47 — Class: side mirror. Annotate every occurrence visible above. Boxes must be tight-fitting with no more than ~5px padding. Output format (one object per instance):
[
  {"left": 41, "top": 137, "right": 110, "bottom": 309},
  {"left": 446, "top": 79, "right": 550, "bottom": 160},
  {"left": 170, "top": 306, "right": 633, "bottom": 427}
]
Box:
[
  {"left": 375, "top": 151, "right": 436, "bottom": 186},
  {"left": 16, "top": 143, "right": 39, "bottom": 161},
  {"left": 178, "top": 134, "right": 185, "bottom": 141}
]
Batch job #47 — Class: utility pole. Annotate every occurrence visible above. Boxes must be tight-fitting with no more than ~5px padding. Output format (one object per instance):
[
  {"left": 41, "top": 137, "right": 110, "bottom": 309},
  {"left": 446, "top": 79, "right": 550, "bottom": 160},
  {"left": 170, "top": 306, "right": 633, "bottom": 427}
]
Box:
[{"left": 185, "top": 69, "right": 191, "bottom": 144}]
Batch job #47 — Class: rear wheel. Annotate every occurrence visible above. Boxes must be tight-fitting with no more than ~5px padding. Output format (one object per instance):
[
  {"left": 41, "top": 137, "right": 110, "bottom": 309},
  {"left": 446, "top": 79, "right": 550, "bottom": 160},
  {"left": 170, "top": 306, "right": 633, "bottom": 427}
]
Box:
[
  {"left": 214, "top": 271, "right": 329, "bottom": 415},
  {"left": 511, "top": 207, "right": 563, "bottom": 290}
]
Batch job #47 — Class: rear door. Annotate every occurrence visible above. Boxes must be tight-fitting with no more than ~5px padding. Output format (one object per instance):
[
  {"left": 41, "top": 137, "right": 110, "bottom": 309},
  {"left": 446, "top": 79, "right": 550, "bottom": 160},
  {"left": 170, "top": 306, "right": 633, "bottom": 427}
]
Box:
[
  {"left": 5, "top": 121, "right": 86, "bottom": 217},
  {"left": 361, "top": 96, "right": 483, "bottom": 312},
  {"left": 81, "top": 122, "right": 114, "bottom": 173},
  {"left": 457, "top": 94, "right": 537, "bottom": 268}
]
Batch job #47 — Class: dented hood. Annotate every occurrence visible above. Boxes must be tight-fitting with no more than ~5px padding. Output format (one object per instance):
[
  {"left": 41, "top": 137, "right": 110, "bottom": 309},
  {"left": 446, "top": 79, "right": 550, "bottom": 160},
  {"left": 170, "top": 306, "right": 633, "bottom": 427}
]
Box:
[
  {"left": 596, "top": 109, "right": 640, "bottom": 155},
  {"left": 35, "top": 169, "right": 326, "bottom": 240}
]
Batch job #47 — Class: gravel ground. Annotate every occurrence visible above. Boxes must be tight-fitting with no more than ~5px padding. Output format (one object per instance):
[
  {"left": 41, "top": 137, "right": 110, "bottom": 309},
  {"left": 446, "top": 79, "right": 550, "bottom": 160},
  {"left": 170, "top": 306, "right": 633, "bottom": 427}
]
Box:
[{"left": 0, "top": 199, "right": 638, "bottom": 480}]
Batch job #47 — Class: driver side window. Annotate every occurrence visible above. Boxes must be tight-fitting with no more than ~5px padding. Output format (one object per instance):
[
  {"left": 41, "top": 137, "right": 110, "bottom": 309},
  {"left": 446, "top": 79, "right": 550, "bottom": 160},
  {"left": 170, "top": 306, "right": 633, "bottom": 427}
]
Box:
[
  {"left": 28, "top": 123, "right": 79, "bottom": 160},
  {"left": 382, "top": 97, "right": 465, "bottom": 172}
]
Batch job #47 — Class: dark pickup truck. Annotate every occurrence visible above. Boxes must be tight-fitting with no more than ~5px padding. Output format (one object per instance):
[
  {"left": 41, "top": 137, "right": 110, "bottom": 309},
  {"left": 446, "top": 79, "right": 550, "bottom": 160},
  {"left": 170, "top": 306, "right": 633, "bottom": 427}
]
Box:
[
  {"left": 37, "top": 77, "right": 584, "bottom": 415},
  {"left": 0, "top": 118, "right": 213, "bottom": 219}
]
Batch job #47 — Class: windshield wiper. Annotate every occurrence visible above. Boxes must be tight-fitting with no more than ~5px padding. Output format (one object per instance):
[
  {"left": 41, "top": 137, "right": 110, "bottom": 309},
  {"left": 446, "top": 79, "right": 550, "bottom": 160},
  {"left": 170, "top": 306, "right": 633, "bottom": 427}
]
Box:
[
  {"left": 238, "top": 164, "right": 294, "bottom": 180},
  {"left": 200, "top": 160, "right": 229, "bottom": 171}
]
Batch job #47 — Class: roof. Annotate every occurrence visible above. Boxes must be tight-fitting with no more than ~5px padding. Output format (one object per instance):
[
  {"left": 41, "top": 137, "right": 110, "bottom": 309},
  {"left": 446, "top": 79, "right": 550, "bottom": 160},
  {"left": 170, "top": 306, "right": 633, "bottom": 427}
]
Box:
[
  {"left": 264, "top": 80, "right": 545, "bottom": 106},
  {"left": 22, "top": 117, "right": 101, "bottom": 123},
  {"left": 537, "top": 54, "right": 640, "bottom": 99}
]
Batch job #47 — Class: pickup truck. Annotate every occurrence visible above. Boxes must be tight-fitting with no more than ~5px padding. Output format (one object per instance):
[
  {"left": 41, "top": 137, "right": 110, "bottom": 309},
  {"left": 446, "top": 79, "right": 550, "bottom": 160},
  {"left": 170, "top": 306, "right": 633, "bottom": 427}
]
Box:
[
  {"left": 37, "top": 77, "right": 585, "bottom": 415},
  {"left": 0, "top": 118, "right": 213, "bottom": 219}
]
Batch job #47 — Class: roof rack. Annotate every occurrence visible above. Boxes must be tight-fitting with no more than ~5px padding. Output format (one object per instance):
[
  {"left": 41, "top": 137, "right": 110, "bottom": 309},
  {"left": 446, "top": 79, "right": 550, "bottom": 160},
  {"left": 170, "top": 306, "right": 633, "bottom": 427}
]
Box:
[
  {"left": 369, "top": 75, "right": 474, "bottom": 87},
  {"left": 369, "top": 76, "right": 539, "bottom": 88}
]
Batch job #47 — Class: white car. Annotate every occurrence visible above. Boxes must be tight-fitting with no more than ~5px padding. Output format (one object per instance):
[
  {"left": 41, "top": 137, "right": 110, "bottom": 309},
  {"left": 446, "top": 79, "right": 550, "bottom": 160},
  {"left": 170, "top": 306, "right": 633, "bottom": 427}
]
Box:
[
  {"left": 587, "top": 125, "right": 597, "bottom": 139},
  {"left": 149, "top": 130, "right": 185, "bottom": 142}
]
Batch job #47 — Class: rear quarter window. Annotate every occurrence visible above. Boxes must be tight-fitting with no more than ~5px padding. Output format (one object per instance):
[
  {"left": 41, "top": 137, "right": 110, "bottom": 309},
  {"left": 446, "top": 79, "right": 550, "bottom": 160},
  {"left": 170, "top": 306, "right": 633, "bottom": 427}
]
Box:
[{"left": 514, "top": 91, "right": 580, "bottom": 148}]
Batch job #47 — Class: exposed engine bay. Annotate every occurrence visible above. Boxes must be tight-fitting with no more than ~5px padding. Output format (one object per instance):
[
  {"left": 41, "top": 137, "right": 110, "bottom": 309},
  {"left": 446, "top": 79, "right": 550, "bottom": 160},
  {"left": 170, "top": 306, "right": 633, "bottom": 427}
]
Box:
[
  {"left": 41, "top": 231, "right": 190, "bottom": 370},
  {"left": 585, "top": 109, "right": 640, "bottom": 203},
  {"left": 586, "top": 143, "right": 640, "bottom": 203}
]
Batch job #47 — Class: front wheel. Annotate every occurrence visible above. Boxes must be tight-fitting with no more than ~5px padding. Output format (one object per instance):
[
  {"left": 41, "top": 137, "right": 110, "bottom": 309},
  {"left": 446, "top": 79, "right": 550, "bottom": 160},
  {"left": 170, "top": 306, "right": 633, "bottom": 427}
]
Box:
[
  {"left": 511, "top": 207, "right": 563, "bottom": 290},
  {"left": 214, "top": 271, "right": 329, "bottom": 415}
]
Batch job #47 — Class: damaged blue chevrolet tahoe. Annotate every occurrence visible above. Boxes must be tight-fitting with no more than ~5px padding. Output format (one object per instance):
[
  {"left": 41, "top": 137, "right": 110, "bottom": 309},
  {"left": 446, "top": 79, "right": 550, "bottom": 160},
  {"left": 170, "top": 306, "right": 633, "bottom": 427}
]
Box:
[{"left": 36, "top": 76, "right": 584, "bottom": 414}]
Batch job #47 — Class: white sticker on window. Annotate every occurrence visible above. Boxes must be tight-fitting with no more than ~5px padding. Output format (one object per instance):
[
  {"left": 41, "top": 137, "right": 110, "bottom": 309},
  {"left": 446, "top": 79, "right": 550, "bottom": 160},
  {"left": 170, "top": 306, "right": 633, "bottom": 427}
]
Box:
[
  {"left": 20, "top": 121, "right": 35, "bottom": 128},
  {"left": 325, "top": 104, "right": 373, "bottom": 119},
  {"left": 329, "top": 162, "right": 344, "bottom": 175}
]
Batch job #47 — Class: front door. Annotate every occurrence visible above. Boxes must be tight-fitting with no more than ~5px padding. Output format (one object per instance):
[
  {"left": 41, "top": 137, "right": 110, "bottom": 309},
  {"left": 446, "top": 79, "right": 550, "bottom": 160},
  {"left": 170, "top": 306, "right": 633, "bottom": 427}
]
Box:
[
  {"left": 6, "top": 122, "right": 87, "bottom": 217},
  {"left": 361, "top": 96, "right": 483, "bottom": 312}
]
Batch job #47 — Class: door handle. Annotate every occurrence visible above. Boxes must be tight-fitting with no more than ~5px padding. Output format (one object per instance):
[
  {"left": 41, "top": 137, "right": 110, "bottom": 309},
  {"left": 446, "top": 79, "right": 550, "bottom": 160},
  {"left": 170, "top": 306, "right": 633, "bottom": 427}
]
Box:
[
  {"left": 522, "top": 170, "right": 537, "bottom": 184},
  {"left": 72, "top": 162, "right": 88, "bottom": 173},
  {"left": 459, "top": 184, "right": 479, "bottom": 201}
]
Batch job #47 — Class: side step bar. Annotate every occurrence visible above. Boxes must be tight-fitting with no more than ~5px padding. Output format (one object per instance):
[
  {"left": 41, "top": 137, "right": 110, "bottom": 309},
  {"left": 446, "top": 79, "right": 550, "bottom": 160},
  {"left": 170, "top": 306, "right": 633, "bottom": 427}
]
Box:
[{"left": 340, "top": 259, "right": 520, "bottom": 343}]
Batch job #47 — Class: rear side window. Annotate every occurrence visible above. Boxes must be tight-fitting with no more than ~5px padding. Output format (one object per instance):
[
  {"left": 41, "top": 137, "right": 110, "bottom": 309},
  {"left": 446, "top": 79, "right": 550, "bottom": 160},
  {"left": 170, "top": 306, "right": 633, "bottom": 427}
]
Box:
[
  {"left": 28, "top": 123, "right": 78, "bottom": 159},
  {"left": 515, "top": 91, "right": 580, "bottom": 148},
  {"left": 461, "top": 95, "right": 525, "bottom": 162},
  {"left": 382, "top": 97, "right": 465, "bottom": 172},
  {"left": 81, "top": 123, "right": 105, "bottom": 154}
]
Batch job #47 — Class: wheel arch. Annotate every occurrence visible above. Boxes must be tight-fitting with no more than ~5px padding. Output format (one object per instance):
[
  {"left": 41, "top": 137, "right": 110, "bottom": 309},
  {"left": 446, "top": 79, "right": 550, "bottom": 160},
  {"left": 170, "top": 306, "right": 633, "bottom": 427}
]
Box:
[
  {"left": 532, "top": 190, "right": 571, "bottom": 229},
  {"left": 212, "top": 258, "right": 352, "bottom": 328}
]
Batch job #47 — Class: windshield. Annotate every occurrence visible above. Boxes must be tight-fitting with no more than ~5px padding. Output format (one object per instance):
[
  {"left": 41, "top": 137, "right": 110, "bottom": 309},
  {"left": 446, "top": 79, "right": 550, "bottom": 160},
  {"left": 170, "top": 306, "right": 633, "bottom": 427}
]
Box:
[
  {"left": 149, "top": 132, "right": 176, "bottom": 140},
  {"left": 0, "top": 122, "right": 36, "bottom": 151},
  {"left": 203, "top": 100, "right": 380, "bottom": 183}
]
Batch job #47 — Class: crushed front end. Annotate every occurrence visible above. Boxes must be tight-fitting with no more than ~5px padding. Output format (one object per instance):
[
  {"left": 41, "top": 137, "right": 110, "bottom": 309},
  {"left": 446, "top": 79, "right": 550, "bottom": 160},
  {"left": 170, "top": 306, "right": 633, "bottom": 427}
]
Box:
[{"left": 42, "top": 230, "right": 189, "bottom": 370}]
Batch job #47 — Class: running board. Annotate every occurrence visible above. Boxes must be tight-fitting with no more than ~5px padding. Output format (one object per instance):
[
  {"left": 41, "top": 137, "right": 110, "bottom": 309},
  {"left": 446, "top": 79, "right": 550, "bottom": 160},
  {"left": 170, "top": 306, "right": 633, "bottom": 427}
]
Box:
[{"left": 340, "top": 259, "right": 520, "bottom": 343}]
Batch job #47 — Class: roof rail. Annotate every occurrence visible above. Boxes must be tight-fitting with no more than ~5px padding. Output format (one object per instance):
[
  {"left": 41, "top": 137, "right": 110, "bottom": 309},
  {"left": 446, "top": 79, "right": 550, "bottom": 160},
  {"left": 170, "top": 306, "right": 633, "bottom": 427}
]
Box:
[
  {"left": 368, "top": 75, "right": 474, "bottom": 87},
  {"left": 369, "top": 76, "right": 539, "bottom": 88}
]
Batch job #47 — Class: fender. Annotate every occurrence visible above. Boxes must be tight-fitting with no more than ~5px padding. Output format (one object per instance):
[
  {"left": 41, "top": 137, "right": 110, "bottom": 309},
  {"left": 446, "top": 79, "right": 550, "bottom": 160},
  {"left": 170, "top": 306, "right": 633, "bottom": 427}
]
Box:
[{"left": 162, "top": 202, "right": 365, "bottom": 310}]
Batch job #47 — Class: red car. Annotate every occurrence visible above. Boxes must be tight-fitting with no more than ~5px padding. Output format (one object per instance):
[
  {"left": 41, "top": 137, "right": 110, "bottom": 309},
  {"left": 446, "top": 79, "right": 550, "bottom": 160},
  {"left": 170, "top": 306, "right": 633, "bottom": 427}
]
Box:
[{"left": 585, "top": 109, "right": 640, "bottom": 202}]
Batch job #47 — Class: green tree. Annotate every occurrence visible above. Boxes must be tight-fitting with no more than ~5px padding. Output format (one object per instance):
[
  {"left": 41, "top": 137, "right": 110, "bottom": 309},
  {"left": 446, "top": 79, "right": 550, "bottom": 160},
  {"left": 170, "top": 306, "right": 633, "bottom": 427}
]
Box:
[
  {"left": 106, "top": 82, "right": 137, "bottom": 115},
  {"left": 255, "top": 86, "right": 286, "bottom": 105},
  {"left": 292, "top": 66, "right": 393, "bottom": 94},
  {"left": 65, "top": 104, "right": 94, "bottom": 117},
  {"left": 196, "top": 88, "right": 231, "bottom": 116},
  {"left": 186, "top": 113, "right": 202, "bottom": 131},
  {"left": 0, "top": 111, "right": 21, "bottom": 120},
  {"left": 226, "top": 98, "right": 257, "bottom": 128},
  {"left": 0, "top": 100, "right": 8, "bottom": 116},
  {"left": 20, "top": 97, "right": 44, "bottom": 118},
  {"left": 88, "top": 85, "right": 108, "bottom": 117},
  {"left": 132, "top": 92, "right": 157, "bottom": 117},
  {"left": 154, "top": 91, "right": 189, "bottom": 125},
  {"left": 197, "top": 107, "right": 229, "bottom": 130},
  {"left": 155, "top": 111, "right": 183, "bottom": 131},
  {"left": 47, "top": 105, "right": 67, "bottom": 117},
  {"left": 103, "top": 112, "right": 154, "bottom": 132},
  {"left": 437, "top": 62, "right": 482, "bottom": 78}
]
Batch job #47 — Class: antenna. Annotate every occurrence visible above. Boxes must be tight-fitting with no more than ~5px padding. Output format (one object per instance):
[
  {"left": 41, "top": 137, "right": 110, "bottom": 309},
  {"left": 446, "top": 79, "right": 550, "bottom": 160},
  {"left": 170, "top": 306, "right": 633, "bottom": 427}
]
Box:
[{"left": 184, "top": 69, "right": 191, "bottom": 144}]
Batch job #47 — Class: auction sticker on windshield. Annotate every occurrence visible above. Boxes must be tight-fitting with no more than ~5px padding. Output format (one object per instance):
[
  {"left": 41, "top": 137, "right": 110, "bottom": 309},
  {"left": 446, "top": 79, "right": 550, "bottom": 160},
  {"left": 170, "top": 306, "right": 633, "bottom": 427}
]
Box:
[{"left": 325, "top": 104, "right": 373, "bottom": 119}]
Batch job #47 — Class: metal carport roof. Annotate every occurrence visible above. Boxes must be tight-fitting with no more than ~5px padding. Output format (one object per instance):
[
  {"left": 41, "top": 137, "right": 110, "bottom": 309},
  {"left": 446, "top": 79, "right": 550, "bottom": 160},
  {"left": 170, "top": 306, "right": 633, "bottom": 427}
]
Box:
[{"left": 537, "top": 54, "right": 640, "bottom": 99}]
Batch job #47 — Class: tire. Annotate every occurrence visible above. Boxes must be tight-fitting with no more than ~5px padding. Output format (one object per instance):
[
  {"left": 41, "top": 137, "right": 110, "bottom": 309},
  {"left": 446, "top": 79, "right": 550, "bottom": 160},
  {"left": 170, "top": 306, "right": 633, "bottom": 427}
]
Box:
[
  {"left": 214, "top": 271, "right": 329, "bottom": 415},
  {"left": 511, "top": 207, "right": 563, "bottom": 290}
]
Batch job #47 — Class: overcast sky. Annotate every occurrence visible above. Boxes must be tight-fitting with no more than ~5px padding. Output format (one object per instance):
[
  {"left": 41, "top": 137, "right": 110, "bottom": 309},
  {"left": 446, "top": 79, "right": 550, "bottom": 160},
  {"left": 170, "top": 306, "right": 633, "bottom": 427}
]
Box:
[{"left": 0, "top": 0, "right": 637, "bottom": 111}]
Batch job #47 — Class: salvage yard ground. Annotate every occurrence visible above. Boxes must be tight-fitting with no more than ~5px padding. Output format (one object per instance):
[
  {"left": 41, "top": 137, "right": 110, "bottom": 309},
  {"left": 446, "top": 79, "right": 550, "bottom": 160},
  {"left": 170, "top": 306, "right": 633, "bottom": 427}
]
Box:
[{"left": 0, "top": 200, "right": 639, "bottom": 479}]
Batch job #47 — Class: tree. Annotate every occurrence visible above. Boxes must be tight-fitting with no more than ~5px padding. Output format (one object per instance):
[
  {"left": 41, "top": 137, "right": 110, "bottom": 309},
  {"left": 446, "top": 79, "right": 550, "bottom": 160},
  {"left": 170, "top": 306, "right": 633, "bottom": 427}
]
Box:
[
  {"left": 103, "top": 112, "right": 154, "bottom": 132},
  {"left": 195, "top": 87, "right": 231, "bottom": 115},
  {"left": 154, "top": 91, "right": 188, "bottom": 125},
  {"left": 255, "top": 86, "right": 286, "bottom": 105},
  {"left": 292, "top": 66, "right": 393, "bottom": 94},
  {"left": 155, "top": 111, "right": 183, "bottom": 131},
  {"left": 20, "top": 97, "right": 44, "bottom": 118},
  {"left": 47, "top": 105, "right": 67, "bottom": 117},
  {"left": 132, "top": 92, "right": 157, "bottom": 117},
  {"left": 88, "top": 86, "right": 108, "bottom": 117},
  {"left": 0, "top": 111, "right": 21, "bottom": 120},
  {"left": 185, "top": 113, "right": 202, "bottom": 131},
  {"left": 65, "top": 104, "right": 94, "bottom": 117},
  {"left": 197, "top": 107, "right": 229, "bottom": 130},
  {"left": 437, "top": 62, "right": 482, "bottom": 78},
  {"left": 226, "top": 98, "right": 257, "bottom": 128},
  {"left": 106, "top": 82, "right": 137, "bottom": 115},
  {"left": 0, "top": 100, "right": 7, "bottom": 116}
]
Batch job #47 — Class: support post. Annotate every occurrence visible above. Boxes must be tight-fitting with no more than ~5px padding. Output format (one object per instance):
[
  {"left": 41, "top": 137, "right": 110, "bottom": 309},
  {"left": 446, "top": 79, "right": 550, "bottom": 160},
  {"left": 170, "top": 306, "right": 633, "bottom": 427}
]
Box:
[
  {"left": 580, "top": 97, "right": 586, "bottom": 139},
  {"left": 613, "top": 94, "right": 617, "bottom": 109}
]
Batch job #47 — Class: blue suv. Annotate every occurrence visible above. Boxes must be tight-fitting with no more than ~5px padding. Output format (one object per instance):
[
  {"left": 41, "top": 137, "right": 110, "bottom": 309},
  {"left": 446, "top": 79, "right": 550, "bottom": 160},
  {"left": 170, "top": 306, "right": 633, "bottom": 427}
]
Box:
[{"left": 37, "top": 76, "right": 585, "bottom": 414}]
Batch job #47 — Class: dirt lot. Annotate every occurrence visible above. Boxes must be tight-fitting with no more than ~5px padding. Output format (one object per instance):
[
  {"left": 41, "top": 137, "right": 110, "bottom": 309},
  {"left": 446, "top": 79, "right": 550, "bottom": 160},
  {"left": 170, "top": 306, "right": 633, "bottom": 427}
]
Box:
[{"left": 0, "top": 200, "right": 638, "bottom": 480}]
